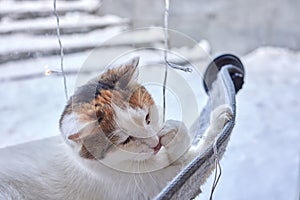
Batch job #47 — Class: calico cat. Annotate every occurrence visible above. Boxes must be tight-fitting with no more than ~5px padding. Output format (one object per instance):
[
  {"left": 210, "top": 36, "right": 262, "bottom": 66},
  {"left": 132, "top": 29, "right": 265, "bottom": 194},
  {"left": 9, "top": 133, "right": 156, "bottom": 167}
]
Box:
[{"left": 0, "top": 57, "right": 232, "bottom": 200}]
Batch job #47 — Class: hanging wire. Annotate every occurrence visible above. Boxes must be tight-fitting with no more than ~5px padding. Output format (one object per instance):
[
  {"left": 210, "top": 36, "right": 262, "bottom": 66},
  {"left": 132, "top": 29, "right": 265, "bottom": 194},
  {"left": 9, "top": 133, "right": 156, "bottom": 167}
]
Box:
[
  {"left": 162, "top": 0, "right": 192, "bottom": 122},
  {"left": 53, "top": 0, "right": 68, "bottom": 100},
  {"left": 162, "top": 0, "right": 170, "bottom": 123},
  {"left": 209, "top": 137, "right": 222, "bottom": 200}
]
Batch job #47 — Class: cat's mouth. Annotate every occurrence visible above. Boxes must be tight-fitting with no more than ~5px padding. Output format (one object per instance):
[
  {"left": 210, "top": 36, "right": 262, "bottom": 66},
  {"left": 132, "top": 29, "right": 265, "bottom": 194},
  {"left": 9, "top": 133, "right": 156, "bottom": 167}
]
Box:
[{"left": 153, "top": 142, "right": 162, "bottom": 155}]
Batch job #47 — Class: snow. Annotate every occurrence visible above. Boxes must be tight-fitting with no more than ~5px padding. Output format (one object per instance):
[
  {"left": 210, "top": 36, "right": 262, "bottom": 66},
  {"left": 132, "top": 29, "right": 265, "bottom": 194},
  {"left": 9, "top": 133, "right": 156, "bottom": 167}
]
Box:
[
  {"left": 198, "top": 47, "right": 300, "bottom": 200},
  {"left": 0, "top": 13, "right": 129, "bottom": 34},
  {"left": 0, "top": 0, "right": 101, "bottom": 15},
  {"left": 0, "top": 27, "right": 126, "bottom": 54},
  {"left": 0, "top": 29, "right": 209, "bottom": 80}
]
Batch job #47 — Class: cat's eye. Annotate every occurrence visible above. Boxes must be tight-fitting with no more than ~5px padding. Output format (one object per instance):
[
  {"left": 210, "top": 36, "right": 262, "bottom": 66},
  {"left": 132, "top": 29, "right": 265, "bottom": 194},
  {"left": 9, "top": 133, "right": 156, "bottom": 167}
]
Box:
[
  {"left": 121, "top": 136, "right": 132, "bottom": 145},
  {"left": 145, "top": 113, "right": 150, "bottom": 125}
]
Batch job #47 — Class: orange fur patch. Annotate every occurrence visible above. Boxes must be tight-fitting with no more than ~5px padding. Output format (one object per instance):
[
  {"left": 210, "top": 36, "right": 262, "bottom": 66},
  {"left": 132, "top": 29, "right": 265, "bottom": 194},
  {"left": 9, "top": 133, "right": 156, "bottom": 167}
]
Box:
[{"left": 129, "top": 86, "right": 154, "bottom": 109}]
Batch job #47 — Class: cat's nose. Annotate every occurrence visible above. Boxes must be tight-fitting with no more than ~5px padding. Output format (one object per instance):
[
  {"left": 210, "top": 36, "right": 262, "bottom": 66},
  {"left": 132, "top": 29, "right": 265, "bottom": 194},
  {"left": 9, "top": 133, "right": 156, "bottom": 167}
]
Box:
[{"left": 153, "top": 142, "right": 162, "bottom": 155}]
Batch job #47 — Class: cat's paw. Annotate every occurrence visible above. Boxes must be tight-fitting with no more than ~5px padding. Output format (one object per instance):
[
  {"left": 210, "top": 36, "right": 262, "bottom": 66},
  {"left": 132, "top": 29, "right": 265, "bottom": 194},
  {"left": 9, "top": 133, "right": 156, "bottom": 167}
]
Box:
[
  {"left": 210, "top": 105, "right": 233, "bottom": 130},
  {"left": 158, "top": 120, "right": 190, "bottom": 153},
  {"left": 194, "top": 105, "right": 233, "bottom": 154}
]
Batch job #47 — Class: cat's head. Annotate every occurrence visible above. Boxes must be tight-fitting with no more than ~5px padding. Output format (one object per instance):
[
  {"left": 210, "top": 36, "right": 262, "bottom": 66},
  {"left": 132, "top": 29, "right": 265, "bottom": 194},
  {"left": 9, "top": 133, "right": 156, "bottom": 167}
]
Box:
[{"left": 59, "top": 57, "right": 162, "bottom": 168}]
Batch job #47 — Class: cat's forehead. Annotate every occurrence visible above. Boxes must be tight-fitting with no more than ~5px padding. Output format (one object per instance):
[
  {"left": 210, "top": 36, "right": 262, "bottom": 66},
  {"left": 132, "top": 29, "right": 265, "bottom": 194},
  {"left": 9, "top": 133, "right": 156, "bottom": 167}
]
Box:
[
  {"left": 73, "top": 78, "right": 150, "bottom": 101},
  {"left": 128, "top": 86, "right": 154, "bottom": 108},
  {"left": 71, "top": 80, "right": 113, "bottom": 104}
]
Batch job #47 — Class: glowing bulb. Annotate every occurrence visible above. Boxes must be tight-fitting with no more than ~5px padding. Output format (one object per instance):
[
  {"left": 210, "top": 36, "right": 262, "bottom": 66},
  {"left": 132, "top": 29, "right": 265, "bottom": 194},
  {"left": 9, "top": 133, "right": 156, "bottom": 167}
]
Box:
[{"left": 45, "top": 69, "right": 52, "bottom": 76}]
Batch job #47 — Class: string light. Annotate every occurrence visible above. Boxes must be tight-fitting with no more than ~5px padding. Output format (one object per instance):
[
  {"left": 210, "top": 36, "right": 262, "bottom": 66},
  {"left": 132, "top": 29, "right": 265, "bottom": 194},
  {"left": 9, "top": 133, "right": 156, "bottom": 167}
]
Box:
[{"left": 44, "top": 65, "right": 62, "bottom": 76}]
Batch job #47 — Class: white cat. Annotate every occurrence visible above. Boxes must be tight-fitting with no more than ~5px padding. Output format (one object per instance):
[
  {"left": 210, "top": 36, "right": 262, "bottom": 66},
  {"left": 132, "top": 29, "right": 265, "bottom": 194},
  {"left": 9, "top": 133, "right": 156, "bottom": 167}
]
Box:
[{"left": 0, "top": 57, "right": 231, "bottom": 200}]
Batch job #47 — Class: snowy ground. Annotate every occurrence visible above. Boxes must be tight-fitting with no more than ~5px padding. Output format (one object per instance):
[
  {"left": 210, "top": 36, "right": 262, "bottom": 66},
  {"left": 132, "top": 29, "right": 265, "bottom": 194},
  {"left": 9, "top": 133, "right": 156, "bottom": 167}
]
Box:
[
  {"left": 199, "top": 47, "right": 300, "bottom": 200},
  {"left": 0, "top": 46, "right": 299, "bottom": 199}
]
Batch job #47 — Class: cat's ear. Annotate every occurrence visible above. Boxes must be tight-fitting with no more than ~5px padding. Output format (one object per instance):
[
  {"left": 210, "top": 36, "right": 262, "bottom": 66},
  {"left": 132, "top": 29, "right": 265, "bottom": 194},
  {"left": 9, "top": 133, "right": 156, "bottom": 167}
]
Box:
[
  {"left": 67, "top": 125, "right": 92, "bottom": 143},
  {"left": 117, "top": 57, "right": 139, "bottom": 89},
  {"left": 67, "top": 122, "right": 113, "bottom": 160},
  {"left": 68, "top": 132, "right": 83, "bottom": 143},
  {"left": 60, "top": 112, "right": 94, "bottom": 143},
  {"left": 66, "top": 120, "right": 102, "bottom": 143},
  {"left": 100, "top": 57, "right": 140, "bottom": 89}
]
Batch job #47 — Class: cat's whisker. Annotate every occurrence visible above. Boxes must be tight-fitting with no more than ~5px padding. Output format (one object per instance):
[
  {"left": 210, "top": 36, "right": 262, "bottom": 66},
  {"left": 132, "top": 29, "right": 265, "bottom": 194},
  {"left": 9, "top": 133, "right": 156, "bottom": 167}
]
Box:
[
  {"left": 133, "top": 173, "right": 138, "bottom": 195},
  {"left": 133, "top": 162, "right": 144, "bottom": 195},
  {"left": 126, "top": 173, "right": 134, "bottom": 195},
  {"left": 142, "top": 160, "right": 159, "bottom": 185},
  {"left": 116, "top": 175, "right": 122, "bottom": 197},
  {"left": 137, "top": 161, "right": 145, "bottom": 185}
]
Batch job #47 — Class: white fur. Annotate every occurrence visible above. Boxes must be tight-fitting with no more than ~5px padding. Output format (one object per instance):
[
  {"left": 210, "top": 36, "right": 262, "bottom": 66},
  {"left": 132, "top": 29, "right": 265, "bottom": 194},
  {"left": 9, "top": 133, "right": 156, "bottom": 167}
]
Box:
[
  {"left": 113, "top": 104, "right": 160, "bottom": 139},
  {"left": 60, "top": 113, "right": 90, "bottom": 145},
  {"left": 0, "top": 105, "right": 231, "bottom": 200},
  {"left": 0, "top": 126, "right": 187, "bottom": 200}
]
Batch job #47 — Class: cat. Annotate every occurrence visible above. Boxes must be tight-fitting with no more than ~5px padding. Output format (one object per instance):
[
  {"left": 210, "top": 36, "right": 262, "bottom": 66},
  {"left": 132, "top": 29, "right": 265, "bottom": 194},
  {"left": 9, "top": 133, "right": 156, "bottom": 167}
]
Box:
[{"left": 0, "top": 57, "right": 232, "bottom": 200}]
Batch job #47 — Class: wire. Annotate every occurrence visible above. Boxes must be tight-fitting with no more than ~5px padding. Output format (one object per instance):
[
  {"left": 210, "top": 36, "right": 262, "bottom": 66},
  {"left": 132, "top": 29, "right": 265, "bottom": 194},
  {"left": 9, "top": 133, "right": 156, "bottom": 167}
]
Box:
[
  {"left": 53, "top": 0, "right": 68, "bottom": 100},
  {"left": 162, "top": 0, "right": 170, "bottom": 123},
  {"left": 162, "top": 0, "right": 192, "bottom": 122},
  {"left": 209, "top": 138, "right": 222, "bottom": 200}
]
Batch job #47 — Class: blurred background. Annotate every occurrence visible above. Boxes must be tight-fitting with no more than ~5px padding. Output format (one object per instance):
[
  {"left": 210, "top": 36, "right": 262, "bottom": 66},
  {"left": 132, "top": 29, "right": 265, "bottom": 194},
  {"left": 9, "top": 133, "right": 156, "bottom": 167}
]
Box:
[{"left": 0, "top": 0, "right": 299, "bottom": 199}]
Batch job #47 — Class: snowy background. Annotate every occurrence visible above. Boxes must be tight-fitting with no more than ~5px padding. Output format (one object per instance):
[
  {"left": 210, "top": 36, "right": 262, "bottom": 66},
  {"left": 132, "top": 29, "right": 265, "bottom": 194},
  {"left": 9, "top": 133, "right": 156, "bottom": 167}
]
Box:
[{"left": 0, "top": 0, "right": 299, "bottom": 199}]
